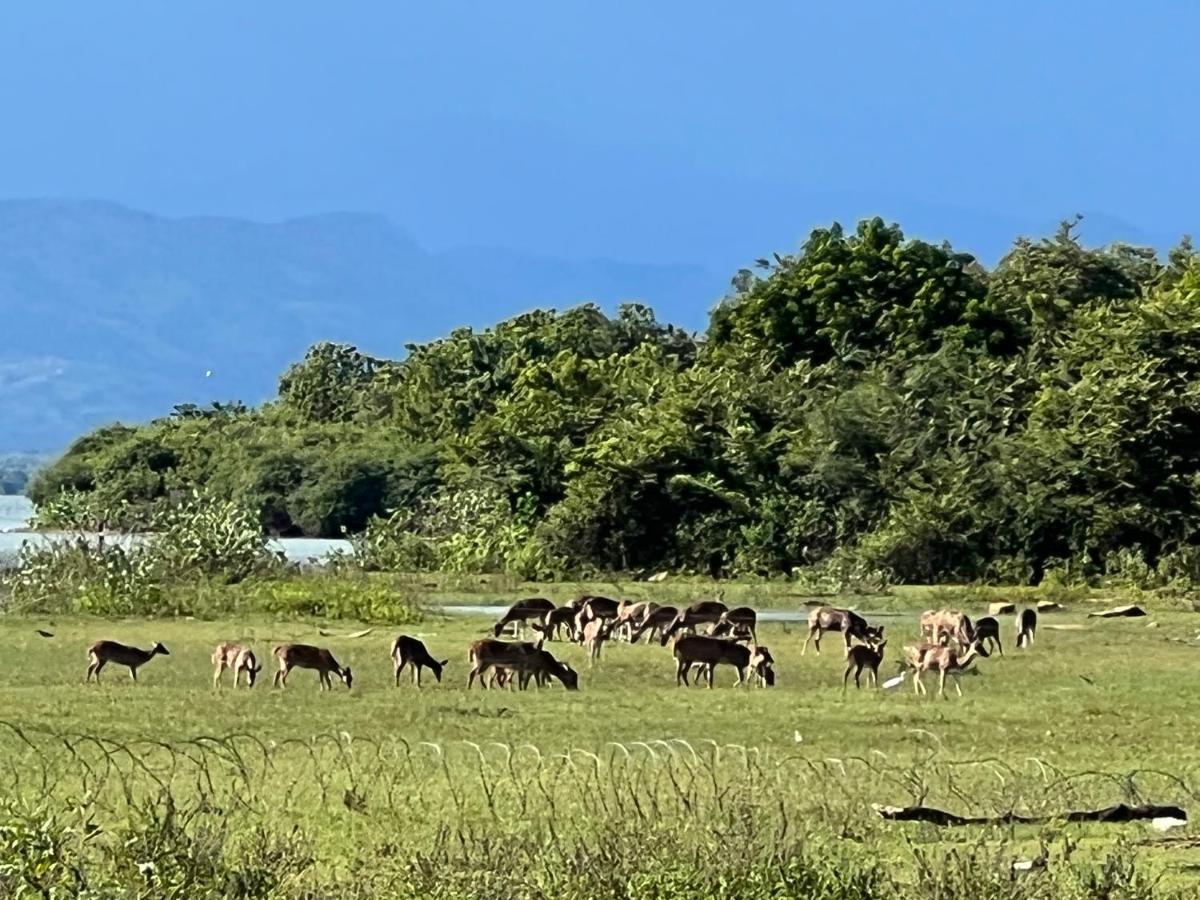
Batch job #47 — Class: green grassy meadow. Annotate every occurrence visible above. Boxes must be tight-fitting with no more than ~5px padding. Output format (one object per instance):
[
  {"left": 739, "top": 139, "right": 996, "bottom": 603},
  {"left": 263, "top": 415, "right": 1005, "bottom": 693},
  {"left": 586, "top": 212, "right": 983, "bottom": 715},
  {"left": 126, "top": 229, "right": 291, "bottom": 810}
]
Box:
[{"left": 3, "top": 584, "right": 1200, "bottom": 897}]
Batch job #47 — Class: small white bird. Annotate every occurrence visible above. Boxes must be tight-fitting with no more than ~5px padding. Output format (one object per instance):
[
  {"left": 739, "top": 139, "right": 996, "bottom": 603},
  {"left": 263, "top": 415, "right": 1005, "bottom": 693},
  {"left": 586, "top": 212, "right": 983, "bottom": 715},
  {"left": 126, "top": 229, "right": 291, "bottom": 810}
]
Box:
[
  {"left": 793, "top": 730, "right": 803, "bottom": 743},
  {"left": 882, "top": 672, "right": 906, "bottom": 690},
  {"left": 1151, "top": 816, "right": 1188, "bottom": 832},
  {"left": 204, "top": 370, "right": 212, "bottom": 378}
]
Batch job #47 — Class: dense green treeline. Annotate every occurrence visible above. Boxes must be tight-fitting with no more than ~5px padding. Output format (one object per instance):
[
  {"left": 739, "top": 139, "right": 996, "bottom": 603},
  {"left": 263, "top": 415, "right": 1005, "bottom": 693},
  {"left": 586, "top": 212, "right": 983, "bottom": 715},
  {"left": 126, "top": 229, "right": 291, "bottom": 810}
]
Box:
[{"left": 29, "top": 217, "right": 1200, "bottom": 584}]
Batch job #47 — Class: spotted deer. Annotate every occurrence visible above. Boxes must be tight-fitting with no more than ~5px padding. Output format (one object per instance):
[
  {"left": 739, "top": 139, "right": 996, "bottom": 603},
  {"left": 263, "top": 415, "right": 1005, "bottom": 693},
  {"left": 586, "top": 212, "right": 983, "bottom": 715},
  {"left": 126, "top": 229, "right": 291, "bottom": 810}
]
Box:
[
  {"left": 842, "top": 639, "right": 887, "bottom": 691},
  {"left": 272, "top": 644, "right": 352, "bottom": 690},
  {"left": 802, "top": 607, "right": 884, "bottom": 655},
  {"left": 710, "top": 606, "right": 758, "bottom": 643},
  {"left": 669, "top": 634, "right": 760, "bottom": 687},
  {"left": 919, "top": 609, "right": 975, "bottom": 648},
  {"left": 914, "top": 641, "right": 989, "bottom": 698},
  {"left": 659, "top": 600, "right": 729, "bottom": 645},
  {"left": 211, "top": 642, "right": 261, "bottom": 689},
  {"left": 492, "top": 598, "right": 556, "bottom": 638},
  {"left": 86, "top": 640, "right": 169, "bottom": 684},
  {"left": 390, "top": 635, "right": 449, "bottom": 686}
]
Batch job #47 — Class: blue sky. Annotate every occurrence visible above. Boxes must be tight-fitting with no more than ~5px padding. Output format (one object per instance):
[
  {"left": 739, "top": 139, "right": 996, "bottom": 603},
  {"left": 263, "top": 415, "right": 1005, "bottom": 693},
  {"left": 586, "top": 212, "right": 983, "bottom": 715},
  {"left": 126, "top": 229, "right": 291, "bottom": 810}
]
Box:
[{"left": 1, "top": 1, "right": 1195, "bottom": 272}]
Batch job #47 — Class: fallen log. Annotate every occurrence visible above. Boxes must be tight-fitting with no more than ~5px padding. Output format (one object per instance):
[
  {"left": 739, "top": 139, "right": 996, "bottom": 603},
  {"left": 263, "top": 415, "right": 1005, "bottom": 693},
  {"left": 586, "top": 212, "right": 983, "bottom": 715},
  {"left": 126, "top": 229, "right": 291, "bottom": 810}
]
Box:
[
  {"left": 873, "top": 802, "right": 1186, "bottom": 827},
  {"left": 1088, "top": 604, "right": 1146, "bottom": 619}
]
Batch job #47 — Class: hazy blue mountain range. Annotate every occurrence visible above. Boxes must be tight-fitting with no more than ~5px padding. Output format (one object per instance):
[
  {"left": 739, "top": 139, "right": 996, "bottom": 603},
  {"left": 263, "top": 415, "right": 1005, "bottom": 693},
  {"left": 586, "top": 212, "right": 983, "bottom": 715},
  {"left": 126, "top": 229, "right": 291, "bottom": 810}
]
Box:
[
  {"left": 0, "top": 200, "right": 724, "bottom": 450},
  {"left": 0, "top": 198, "right": 1181, "bottom": 452}
]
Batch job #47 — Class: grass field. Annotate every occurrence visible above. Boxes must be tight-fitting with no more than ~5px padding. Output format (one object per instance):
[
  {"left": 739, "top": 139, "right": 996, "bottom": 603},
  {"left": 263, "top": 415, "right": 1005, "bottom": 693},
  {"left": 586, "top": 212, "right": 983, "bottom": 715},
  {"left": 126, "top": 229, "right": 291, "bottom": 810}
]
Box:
[{"left": 2, "top": 583, "right": 1199, "bottom": 897}]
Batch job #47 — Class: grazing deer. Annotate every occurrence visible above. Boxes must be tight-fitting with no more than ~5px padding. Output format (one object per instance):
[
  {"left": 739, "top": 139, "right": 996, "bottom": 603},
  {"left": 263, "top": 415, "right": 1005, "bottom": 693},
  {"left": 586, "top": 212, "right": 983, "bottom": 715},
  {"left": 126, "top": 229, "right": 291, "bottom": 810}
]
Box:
[
  {"left": 974, "top": 616, "right": 1003, "bottom": 656},
  {"left": 533, "top": 606, "right": 579, "bottom": 642},
  {"left": 1016, "top": 608, "right": 1037, "bottom": 648},
  {"left": 802, "top": 607, "right": 883, "bottom": 655},
  {"left": 272, "top": 644, "right": 352, "bottom": 690},
  {"left": 669, "top": 634, "right": 757, "bottom": 687},
  {"left": 614, "top": 601, "right": 656, "bottom": 642},
  {"left": 843, "top": 639, "right": 887, "bottom": 691},
  {"left": 915, "top": 641, "right": 989, "bottom": 698},
  {"left": 211, "top": 642, "right": 261, "bottom": 689},
  {"left": 390, "top": 635, "right": 449, "bottom": 686},
  {"left": 514, "top": 648, "right": 579, "bottom": 690},
  {"left": 750, "top": 645, "right": 776, "bottom": 687},
  {"left": 919, "top": 608, "right": 975, "bottom": 648},
  {"left": 581, "top": 617, "right": 613, "bottom": 667},
  {"left": 492, "top": 598, "right": 556, "bottom": 638},
  {"left": 573, "top": 596, "right": 621, "bottom": 641},
  {"left": 710, "top": 606, "right": 758, "bottom": 643},
  {"left": 629, "top": 605, "right": 678, "bottom": 644},
  {"left": 467, "top": 638, "right": 541, "bottom": 689},
  {"left": 659, "top": 600, "right": 729, "bottom": 645},
  {"left": 86, "top": 640, "right": 169, "bottom": 683}
]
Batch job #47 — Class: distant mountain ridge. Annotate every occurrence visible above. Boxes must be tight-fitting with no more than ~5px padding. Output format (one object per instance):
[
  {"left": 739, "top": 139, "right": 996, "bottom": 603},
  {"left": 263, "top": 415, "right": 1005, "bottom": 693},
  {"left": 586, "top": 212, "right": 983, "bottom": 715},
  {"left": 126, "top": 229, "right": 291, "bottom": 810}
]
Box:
[{"left": 0, "top": 200, "right": 724, "bottom": 450}]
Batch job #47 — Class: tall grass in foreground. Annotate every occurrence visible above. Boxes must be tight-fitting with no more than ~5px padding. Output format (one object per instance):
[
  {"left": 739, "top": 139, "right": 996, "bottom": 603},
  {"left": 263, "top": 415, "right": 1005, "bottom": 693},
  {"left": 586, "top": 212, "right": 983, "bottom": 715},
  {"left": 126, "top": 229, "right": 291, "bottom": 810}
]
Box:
[{"left": 0, "top": 721, "right": 1191, "bottom": 898}]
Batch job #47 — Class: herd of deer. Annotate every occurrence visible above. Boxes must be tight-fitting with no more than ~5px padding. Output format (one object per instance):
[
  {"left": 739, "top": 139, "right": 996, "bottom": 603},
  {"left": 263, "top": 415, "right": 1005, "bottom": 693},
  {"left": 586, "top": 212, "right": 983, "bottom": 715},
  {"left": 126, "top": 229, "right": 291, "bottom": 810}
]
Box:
[{"left": 79, "top": 596, "right": 1038, "bottom": 697}]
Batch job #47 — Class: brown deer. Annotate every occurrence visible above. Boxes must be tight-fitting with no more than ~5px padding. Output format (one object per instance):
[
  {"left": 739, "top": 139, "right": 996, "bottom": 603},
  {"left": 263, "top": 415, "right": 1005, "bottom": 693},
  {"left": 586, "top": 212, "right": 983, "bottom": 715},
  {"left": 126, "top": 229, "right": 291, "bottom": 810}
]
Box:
[
  {"left": 86, "top": 640, "right": 169, "bottom": 683},
  {"left": 211, "top": 642, "right": 261, "bottom": 689},
  {"left": 1016, "top": 608, "right": 1037, "bottom": 648},
  {"left": 669, "top": 634, "right": 757, "bottom": 687},
  {"left": 629, "top": 605, "right": 678, "bottom": 644},
  {"left": 390, "top": 635, "right": 449, "bottom": 686},
  {"left": 659, "top": 600, "right": 729, "bottom": 645},
  {"left": 467, "top": 638, "right": 541, "bottom": 689},
  {"left": 532, "top": 606, "right": 579, "bottom": 642},
  {"left": 974, "top": 616, "right": 1003, "bottom": 656},
  {"left": 513, "top": 648, "right": 579, "bottom": 690},
  {"left": 802, "top": 607, "right": 884, "bottom": 655},
  {"left": 914, "top": 641, "right": 989, "bottom": 698},
  {"left": 272, "top": 644, "right": 352, "bottom": 690},
  {"left": 467, "top": 639, "right": 577, "bottom": 690},
  {"left": 842, "top": 639, "right": 887, "bottom": 691},
  {"left": 573, "top": 595, "right": 621, "bottom": 641},
  {"left": 581, "top": 617, "right": 613, "bottom": 667},
  {"left": 920, "top": 609, "right": 975, "bottom": 648},
  {"left": 614, "top": 601, "right": 656, "bottom": 642},
  {"left": 710, "top": 606, "right": 758, "bottom": 643},
  {"left": 750, "top": 645, "right": 776, "bottom": 687},
  {"left": 492, "top": 598, "right": 556, "bottom": 638}
]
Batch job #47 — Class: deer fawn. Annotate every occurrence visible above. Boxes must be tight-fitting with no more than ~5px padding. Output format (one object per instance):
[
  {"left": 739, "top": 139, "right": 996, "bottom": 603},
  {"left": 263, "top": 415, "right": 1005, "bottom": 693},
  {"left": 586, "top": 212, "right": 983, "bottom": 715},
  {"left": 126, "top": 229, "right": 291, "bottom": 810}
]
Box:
[
  {"left": 211, "top": 642, "right": 261, "bottom": 689},
  {"left": 1016, "top": 608, "right": 1037, "bottom": 648},
  {"left": 86, "top": 640, "right": 169, "bottom": 683},
  {"left": 272, "top": 644, "right": 352, "bottom": 690},
  {"left": 802, "top": 606, "right": 884, "bottom": 655},
  {"left": 390, "top": 635, "right": 449, "bottom": 686},
  {"left": 842, "top": 639, "right": 887, "bottom": 691}
]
